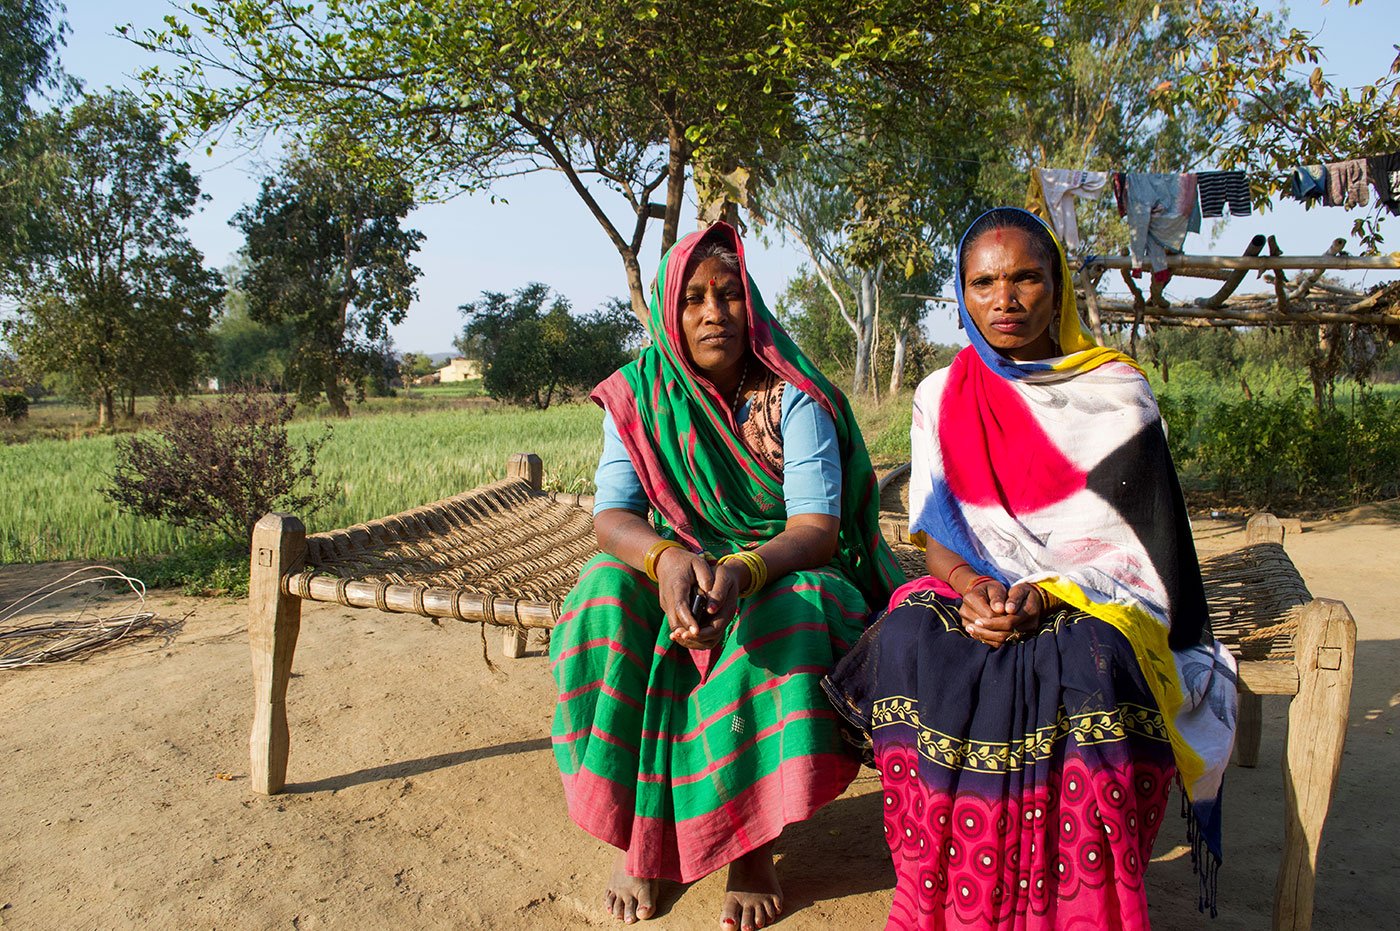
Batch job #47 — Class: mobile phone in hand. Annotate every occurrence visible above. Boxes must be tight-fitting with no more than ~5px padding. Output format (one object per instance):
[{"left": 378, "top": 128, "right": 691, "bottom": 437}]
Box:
[{"left": 690, "top": 589, "right": 712, "bottom": 623}]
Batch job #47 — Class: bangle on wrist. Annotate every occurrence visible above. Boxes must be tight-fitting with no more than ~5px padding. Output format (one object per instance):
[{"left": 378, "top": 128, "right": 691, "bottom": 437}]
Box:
[
  {"left": 944, "top": 562, "right": 972, "bottom": 586},
  {"left": 718, "top": 550, "right": 768, "bottom": 598},
  {"left": 644, "top": 539, "right": 687, "bottom": 582},
  {"left": 962, "top": 574, "right": 995, "bottom": 595},
  {"left": 1032, "top": 583, "right": 1059, "bottom": 611}
]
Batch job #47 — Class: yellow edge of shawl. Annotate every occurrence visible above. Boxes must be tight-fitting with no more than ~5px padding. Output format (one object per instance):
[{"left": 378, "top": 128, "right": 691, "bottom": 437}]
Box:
[{"left": 1036, "top": 577, "right": 1206, "bottom": 797}]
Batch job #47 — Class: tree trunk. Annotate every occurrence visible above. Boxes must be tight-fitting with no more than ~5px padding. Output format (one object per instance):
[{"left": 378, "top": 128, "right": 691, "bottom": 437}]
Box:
[
  {"left": 98, "top": 388, "right": 115, "bottom": 428},
  {"left": 125, "top": 393, "right": 136, "bottom": 418},
  {"left": 623, "top": 250, "right": 649, "bottom": 324},
  {"left": 851, "top": 271, "right": 878, "bottom": 396},
  {"left": 324, "top": 362, "right": 350, "bottom": 418},
  {"left": 890, "top": 328, "right": 908, "bottom": 395},
  {"left": 661, "top": 122, "right": 686, "bottom": 256}
]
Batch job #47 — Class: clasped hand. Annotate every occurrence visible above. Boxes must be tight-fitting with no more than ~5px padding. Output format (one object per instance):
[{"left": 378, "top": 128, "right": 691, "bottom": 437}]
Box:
[
  {"left": 656, "top": 548, "right": 745, "bottom": 650},
  {"left": 959, "top": 580, "right": 1046, "bottom": 648}
]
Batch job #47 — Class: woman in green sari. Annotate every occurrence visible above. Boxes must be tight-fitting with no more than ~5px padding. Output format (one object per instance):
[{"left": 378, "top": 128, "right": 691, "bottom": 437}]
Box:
[{"left": 551, "top": 222, "right": 898, "bottom": 929}]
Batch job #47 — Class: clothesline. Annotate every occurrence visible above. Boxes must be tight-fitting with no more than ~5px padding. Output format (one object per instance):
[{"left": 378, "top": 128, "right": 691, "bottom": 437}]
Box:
[{"left": 1026, "top": 152, "right": 1400, "bottom": 281}]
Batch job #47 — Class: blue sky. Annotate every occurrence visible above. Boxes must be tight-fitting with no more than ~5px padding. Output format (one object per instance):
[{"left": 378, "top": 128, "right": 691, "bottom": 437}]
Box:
[{"left": 56, "top": 0, "right": 1400, "bottom": 354}]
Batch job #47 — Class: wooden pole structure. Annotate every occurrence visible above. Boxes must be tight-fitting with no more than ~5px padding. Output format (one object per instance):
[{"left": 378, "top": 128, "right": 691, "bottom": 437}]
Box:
[
  {"left": 249, "top": 512, "right": 306, "bottom": 795},
  {"left": 501, "top": 453, "right": 544, "bottom": 659},
  {"left": 1096, "top": 303, "right": 1400, "bottom": 327},
  {"left": 1078, "top": 266, "right": 1107, "bottom": 342},
  {"left": 1086, "top": 252, "right": 1400, "bottom": 272}
]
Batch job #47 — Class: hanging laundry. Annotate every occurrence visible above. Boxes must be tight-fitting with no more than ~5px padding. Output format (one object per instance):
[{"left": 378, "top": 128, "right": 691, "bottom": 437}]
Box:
[
  {"left": 1025, "top": 170, "right": 1050, "bottom": 222},
  {"left": 1324, "top": 158, "right": 1370, "bottom": 209},
  {"left": 1367, "top": 152, "right": 1400, "bottom": 216},
  {"left": 1290, "top": 164, "right": 1328, "bottom": 201},
  {"left": 1124, "top": 172, "right": 1201, "bottom": 273},
  {"left": 1112, "top": 171, "right": 1129, "bottom": 217},
  {"left": 1196, "top": 170, "right": 1252, "bottom": 217},
  {"left": 1034, "top": 168, "right": 1109, "bottom": 251}
]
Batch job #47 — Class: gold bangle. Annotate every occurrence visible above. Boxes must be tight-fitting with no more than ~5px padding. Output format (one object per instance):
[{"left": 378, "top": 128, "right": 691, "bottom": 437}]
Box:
[
  {"left": 644, "top": 539, "right": 686, "bottom": 582},
  {"left": 720, "top": 550, "right": 768, "bottom": 598}
]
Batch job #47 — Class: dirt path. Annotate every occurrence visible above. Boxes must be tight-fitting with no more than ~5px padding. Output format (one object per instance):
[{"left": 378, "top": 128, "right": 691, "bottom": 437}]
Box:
[{"left": 1, "top": 514, "right": 1396, "bottom": 929}]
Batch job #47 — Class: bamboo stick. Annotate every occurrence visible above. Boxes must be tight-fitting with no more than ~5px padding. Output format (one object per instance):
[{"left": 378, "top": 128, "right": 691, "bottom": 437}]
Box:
[{"left": 1086, "top": 253, "right": 1400, "bottom": 272}]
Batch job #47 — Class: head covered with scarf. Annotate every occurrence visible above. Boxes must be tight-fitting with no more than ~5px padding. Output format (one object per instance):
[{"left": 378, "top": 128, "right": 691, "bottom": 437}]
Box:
[
  {"left": 909, "top": 206, "right": 1238, "bottom": 865},
  {"left": 592, "top": 221, "right": 900, "bottom": 609}
]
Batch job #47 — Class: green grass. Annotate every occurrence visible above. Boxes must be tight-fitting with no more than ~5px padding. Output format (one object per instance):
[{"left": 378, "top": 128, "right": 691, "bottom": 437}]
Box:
[{"left": 1, "top": 400, "right": 606, "bottom": 564}]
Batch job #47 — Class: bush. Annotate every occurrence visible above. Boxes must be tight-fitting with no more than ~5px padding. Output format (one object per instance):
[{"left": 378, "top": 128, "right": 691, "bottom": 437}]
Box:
[
  {"left": 123, "top": 541, "right": 250, "bottom": 597},
  {"left": 1190, "top": 390, "right": 1400, "bottom": 508},
  {"left": 104, "top": 392, "right": 333, "bottom": 542},
  {"left": 1, "top": 390, "right": 29, "bottom": 421}
]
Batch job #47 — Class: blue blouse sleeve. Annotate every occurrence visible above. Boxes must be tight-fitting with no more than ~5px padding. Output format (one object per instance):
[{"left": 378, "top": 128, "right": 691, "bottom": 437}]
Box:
[
  {"left": 593, "top": 411, "right": 650, "bottom": 516},
  {"left": 779, "top": 386, "right": 842, "bottom": 517}
]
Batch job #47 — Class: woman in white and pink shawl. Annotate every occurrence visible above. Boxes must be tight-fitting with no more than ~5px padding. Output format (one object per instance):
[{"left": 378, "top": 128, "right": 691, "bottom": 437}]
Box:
[{"left": 825, "top": 207, "right": 1237, "bottom": 930}]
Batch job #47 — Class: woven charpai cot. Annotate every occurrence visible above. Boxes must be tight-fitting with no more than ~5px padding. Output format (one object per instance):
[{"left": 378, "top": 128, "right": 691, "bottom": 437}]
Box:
[{"left": 284, "top": 477, "right": 597, "bottom": 628}]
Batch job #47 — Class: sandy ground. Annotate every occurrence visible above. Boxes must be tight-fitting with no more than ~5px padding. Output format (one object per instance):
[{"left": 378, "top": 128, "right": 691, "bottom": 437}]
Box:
[{"left": 1, "top": 514, "right": 1397, "bottom": 931}]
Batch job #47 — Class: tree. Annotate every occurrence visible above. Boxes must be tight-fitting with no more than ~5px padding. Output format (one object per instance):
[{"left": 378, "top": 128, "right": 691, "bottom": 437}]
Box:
[
  {"left": 131, "top": 0, "right": 1050, "bottom": 320},
  {"left": 211, "top": 265, "right": 297, "bottom": 390},
  {"left": 232, "top": 141, "right": 424, "bottom": 416},
  {"left": 759, "top": 126, "right": 986, "bottom": 396},
  {"left": 1, "top": 0, "right": 64, "bottom": 147},
  {"left": 397, "top": 352, "right": 437, "bottom": 384},
  {"left": 1, "top": 92, "right": 222, "bottom": 425},
  {"left": 457, "top": 285, "right": 640, "bottom": 409}
]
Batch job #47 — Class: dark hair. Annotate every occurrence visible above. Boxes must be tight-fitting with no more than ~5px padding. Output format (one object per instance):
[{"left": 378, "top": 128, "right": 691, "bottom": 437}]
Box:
[{"left": 958, "top": 209, "right": 1064, "bottom": 298}]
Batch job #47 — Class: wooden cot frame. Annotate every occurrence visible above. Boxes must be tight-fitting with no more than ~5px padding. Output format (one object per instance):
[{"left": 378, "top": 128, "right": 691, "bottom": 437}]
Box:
[{"left": 246, "top": 453, "right": 1355, "bottom": 931}]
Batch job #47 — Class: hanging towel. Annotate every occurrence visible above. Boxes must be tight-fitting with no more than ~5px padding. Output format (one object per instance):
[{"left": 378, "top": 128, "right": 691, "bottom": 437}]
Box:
[
  {"left": 1034, "top": 168, "right": 1109, "bottom": 251},
  {"left": 1367, "top": 152, "right": 1400, "bottom": 216},
  {"left": 1125, "top": 172, "right": 1201, "bottom": 273},
  {"left": 1290, "top": 164, "right": 1328, "bottom": 201},
  {"left": 1197, "top": 170, "right": 1251, "bottom": 217},
  {"left": 1325, "top": 158, "right": 1370, "bottom": 209}
]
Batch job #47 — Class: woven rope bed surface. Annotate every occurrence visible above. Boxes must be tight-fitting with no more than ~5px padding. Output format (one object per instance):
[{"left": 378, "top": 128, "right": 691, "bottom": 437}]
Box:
[
  {"left": 283, "top": 469, "right": 1311, "bottom": 657},
  {"left": 289, "top": 478, "right": 596, "bottom": 624}
]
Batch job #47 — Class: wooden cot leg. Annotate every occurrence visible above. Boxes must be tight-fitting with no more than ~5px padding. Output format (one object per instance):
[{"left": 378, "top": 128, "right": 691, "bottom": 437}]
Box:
[
  {"left": 1272, "top": 598, "right": 1356, "bottom": 931},
  {"left": 502, "top": 628, "right": 528, "bottom": 658},
  {"left": 249, "top": 513, "right": 307, "bottom": 795},
  {"left": 502, "top": 452, "right": 543, "bottom": 660},
  {"left": 1235, "top": 690, "right": 1263, "bottom": 767}
]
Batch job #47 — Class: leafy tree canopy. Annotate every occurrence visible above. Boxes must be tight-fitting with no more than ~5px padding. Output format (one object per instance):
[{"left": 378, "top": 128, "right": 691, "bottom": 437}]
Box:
[
  {"left": 0, "top": 0, "right": 65, "bottom": 147},
  {"left": 129, "top": 0, "right": 1051, "bottom": 318},
  {"left": 456, "top": 284, "right": 641, "bottom": 409},
  {"left": 1, "top": 91, "right": 222, "bottom": 425},
  {"left": 1156, "top": 0, "right": 1398, "bottom": 248},
  {"left": 232, "top": 138, "right": 424, "bottom": 416}
]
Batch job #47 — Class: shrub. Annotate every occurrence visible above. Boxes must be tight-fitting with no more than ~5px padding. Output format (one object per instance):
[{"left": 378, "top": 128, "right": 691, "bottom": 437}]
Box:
[
  {"left": 1191, "top": 390, "right": 1400, "bottom": 508},
  {"left": 1, "top": 390, "right": 29, "bottom": 421},
  {"left": 104, "top": 392, "right": 333, "bottom": 542},
  {"left": 123, "top": 541, "right": 250, "bottom": 597}
]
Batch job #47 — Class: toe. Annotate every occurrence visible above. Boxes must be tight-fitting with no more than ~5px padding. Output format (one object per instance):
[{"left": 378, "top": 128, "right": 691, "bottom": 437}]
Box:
[
  {"left": 720, "top": 897, "right": 740, "bottom": 929},
  {"left": 636, "top": 881, "right": 655, "bottom": 920},
  {"left": 624, "top": 898, "right": 638, "bottom": 924}
]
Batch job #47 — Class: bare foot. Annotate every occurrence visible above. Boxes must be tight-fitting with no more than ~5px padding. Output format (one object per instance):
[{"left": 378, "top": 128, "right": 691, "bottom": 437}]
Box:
[
  {"left": 604, "top": 850, "right": 657, "bottom": 924},
  {"left": 720, "top": 842, "right": 782, "bottom": 930}
]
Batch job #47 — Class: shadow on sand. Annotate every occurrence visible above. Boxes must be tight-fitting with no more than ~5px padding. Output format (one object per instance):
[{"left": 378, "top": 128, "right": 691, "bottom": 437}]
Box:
[{"left": 284, "top": 736, "right": 552, "bottom": 794}]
